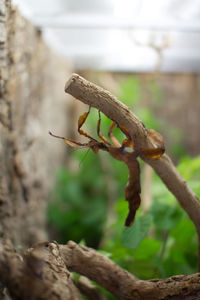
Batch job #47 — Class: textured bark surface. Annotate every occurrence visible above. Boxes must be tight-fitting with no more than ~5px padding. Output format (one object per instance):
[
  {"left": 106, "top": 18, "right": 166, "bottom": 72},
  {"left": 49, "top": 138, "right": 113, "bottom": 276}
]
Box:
[
  {"left": 0, "top": 239, "right": 82, "bottom": 300},
  {"left": 1, "top": 239, "right": 199, "bottom": 300},
  {"left": 0, "top": 0, "right": 71, "bottom": 248},
  {"left": 61, "top": 241, "right": 200, "bottom": 300}
]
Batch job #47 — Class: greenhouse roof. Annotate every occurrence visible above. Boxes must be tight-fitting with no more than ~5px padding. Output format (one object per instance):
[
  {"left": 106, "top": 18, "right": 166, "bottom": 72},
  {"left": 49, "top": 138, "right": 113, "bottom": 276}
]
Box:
[{"left": 13, "top": 0, "right": 200, "bottom": 72}]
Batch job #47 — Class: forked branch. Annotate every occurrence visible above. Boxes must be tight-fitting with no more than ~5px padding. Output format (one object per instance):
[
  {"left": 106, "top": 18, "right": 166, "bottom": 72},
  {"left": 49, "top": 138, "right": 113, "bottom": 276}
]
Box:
[
  {"left": 0, "top": 240, "right": 200, "bottom": 300},
  {"left": 65, "top": 73, "right": 200, "bottom": 241},
  {"left": 1, "top": 239, "right": 199, "bottom": 300}
]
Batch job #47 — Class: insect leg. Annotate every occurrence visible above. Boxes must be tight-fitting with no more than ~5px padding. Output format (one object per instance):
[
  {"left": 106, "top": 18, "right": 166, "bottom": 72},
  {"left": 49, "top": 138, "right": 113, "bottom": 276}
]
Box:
[
  {"left": 122, "top": 138, "right": 134, "bottom": 148},
  {"left": 124, "top": 156, "right": 141, "bottom": 226},
  {"left": 108, "top": 122, "right": 121, "bottom": 147},
  {"left": 49, "top": 131, "right": 92, "bottom": 148},
  {"left": 141, "top": 129, "right": 165, "bottom": 159},
  {"left": 118, "top": 125, "right": 134, "bottom": 148},
  {"left": 78, "top": 106, "right": 97, "bottom": 141},
  {"left": 108, "top": 122, "right": 134, "bottom": 148},
  {"left": 125, "top": 194, "right": 141, "bottom": 226},
  {"left": 97, "top": 111, "right": 111, "bottom": 145}
]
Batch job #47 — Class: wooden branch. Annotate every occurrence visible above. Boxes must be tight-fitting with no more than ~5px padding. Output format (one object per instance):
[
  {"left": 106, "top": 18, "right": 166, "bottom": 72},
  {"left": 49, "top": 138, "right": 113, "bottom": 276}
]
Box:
[
  {"left": 76, "top": 276, "right": 107, "bottom": 300},
  {"left": 60, "top": 241, "right": 139, "bottom": 299},
  {"left": 1, "top": 240, "right": 200, "bottom": 300},
  {"left": 65, "top": 74, "right": 200, "bottom": 238},
  {"left": 60, "top": 241, "right": 200, "bottom": 300},
  {"left": 65, "top": 74, "right": 150, "bottom": 152},
  {"left": 0, "top": 239, "right": 82, "bottom": 300}
]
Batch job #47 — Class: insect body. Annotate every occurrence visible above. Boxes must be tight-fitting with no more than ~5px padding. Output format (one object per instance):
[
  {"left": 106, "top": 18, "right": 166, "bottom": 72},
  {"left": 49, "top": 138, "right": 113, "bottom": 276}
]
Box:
[{"left": 49, "top": 107, "right": 164, "bottom": 226}]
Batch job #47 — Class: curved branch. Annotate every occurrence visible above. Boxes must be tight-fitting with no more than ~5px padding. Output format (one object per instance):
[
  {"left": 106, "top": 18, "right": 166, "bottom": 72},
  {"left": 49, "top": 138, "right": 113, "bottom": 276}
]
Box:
[
  {"left": 1, "top": 240, "right": 200, "bottom": 300},
  {"left": 60, "top": 241, "right": 139, "bottom": 299},
  {"left": 60, "top": 241, "right": 200, "bottom": 300},
  {"left": 65, "top": 74, "right": 200, "bottom": 238}
]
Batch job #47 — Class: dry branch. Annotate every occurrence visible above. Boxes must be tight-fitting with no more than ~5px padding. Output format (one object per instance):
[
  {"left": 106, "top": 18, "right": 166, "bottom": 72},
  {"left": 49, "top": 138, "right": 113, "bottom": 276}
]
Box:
[
  {"left": 76, "top": 276, "right": 107, "bottom": 300},
  {"left": 65, "top": 74, "right": 200, "bottom": 238},
  {"left": 0, "top": 239, "right": 82, "bottom": 300},
  {"left": 1, "top": 240, "right": 200, "bottom": 300},
  {"left": 60, "top": 241, "right": 200, "bottom": 300}
]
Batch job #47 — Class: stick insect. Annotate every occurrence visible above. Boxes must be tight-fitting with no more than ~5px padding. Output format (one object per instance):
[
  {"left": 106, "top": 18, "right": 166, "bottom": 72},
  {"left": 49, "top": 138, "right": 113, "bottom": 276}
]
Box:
[{"left": 49, "top": 107, "right": 165, "bottom": 226}]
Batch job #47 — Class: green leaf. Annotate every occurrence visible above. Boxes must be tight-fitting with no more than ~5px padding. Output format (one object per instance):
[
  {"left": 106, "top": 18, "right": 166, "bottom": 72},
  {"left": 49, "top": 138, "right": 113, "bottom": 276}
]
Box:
[
  {"left": 98, "top": 250, "right": 112, "bottom": 258},
  {"left": 178, "top": 156, "right": 200, "bottom": 180},
  {"left": 133, "top": 238, "right": 161, "bottom": 260},
  {"left": 170, "top": 219, "right": 197, "bottom": 248},
  {"left": 79, "top": 239, "right": 86, "bottom": 246},
  {"left": 151, "top": 201, "right": 181, "bottom": 231},
  {"left": 170, "top": 246, "right": 187, "bottom": 264},
  {"left": 122, "top": 214, "right": 153, "bottom": 249}
]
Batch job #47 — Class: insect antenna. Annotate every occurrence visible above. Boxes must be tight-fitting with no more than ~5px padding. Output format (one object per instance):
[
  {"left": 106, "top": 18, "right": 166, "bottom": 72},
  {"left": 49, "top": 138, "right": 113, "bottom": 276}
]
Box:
[{"left": 78, "top": 148, "right": 91, "bottom": 168}]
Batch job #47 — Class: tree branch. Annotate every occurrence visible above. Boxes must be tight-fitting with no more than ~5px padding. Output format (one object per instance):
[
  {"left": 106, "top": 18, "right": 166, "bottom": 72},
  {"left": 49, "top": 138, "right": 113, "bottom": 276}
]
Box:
[
  {"left": 61, "top": 241, "right": 200, "bottom": 300},
  {"left": 60, "top": 241, "right": 139, "bottom": 299},
  {"left": 65, "top": 74, "right": 200, "bottom": 239},
  {"left": 0, "top": 239, "right": 82, "bottom": 300},
  {"left": 1, "top": 240, "right": 200, "bottom": 300},
  {"left": 76, "top": 276, "right": 107, "bottom": 300}
]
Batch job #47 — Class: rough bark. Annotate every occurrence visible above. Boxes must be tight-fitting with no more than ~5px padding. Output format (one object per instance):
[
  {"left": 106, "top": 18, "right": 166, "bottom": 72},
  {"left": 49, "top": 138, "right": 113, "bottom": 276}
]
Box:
[
  {"left": 1, "top": 239, "right": 199, "bottom": 300},
  {"left": 61, "top": 241, "right": 200, "bottom": 300},
  {"left": 0, "top": 0, "right": 71, "bottom": 248},
  {"left": 0, "top": 239, "right": 82, "bottom": 300}
]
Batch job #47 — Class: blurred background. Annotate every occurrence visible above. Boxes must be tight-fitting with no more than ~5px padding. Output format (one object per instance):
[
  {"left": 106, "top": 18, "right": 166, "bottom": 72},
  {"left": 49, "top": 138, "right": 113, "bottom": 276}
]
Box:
[{"left": 13, "top": 0, "right": 200, "bottom": 286}]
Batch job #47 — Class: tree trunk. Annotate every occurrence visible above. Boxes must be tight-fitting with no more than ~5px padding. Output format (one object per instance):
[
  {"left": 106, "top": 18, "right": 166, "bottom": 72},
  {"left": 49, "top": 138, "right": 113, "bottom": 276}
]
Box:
[{"left": 0, "top": 0, "right": 71, "bottom": 249}]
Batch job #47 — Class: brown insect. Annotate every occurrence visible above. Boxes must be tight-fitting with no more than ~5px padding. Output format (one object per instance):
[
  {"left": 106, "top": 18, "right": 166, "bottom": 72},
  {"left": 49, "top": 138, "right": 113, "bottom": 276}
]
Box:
[{"left": 49, "top": 107, "right": 165, "bottom": 226}]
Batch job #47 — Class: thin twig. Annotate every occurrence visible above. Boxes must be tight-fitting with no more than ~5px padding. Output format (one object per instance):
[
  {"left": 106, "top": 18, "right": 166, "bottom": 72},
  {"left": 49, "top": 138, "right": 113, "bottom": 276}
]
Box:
[{"left": 76, "top": 276, "right": 107, "bottom": 300}]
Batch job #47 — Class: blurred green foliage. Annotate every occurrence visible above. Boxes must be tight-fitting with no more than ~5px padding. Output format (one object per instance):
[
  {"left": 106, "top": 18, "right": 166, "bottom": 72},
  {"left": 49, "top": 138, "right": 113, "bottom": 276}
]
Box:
[
  {"left": 103, "top": 156, "right": 199, "bottom": 279},
  {"left": 118, "top": 76, "right": 187, "bottom": 159},
  {"left": 48, "top": 153, "right": 107, "bottom": 248},
  {"left": 48, "top": 76, "right": 199, "bottom": 289}
]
